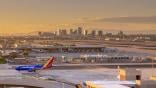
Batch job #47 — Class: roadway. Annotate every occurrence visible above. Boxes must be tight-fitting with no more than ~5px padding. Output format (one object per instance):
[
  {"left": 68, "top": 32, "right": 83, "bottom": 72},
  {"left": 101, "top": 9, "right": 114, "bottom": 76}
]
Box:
[{"left": 52, "top": 63, "right": 156, "bottom": 69}]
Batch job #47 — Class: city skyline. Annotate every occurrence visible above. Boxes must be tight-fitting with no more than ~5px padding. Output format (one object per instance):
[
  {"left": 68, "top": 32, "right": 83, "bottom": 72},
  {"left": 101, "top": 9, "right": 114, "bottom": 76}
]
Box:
[{"left": 0, "top": 0, "right": 156, "bottom": 34}]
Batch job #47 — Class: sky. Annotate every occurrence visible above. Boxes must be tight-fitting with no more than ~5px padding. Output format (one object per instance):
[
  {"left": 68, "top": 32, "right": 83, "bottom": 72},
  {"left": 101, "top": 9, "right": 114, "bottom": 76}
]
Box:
[{"left": 0, "top": 0, "right": 156, "bottom": 34}]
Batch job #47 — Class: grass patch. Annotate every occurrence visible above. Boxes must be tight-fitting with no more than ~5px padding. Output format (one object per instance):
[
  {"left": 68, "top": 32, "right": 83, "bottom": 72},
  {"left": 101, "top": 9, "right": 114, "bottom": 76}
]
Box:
[{"left": 0, "top": 57, "right": 6, "bottom": 64}]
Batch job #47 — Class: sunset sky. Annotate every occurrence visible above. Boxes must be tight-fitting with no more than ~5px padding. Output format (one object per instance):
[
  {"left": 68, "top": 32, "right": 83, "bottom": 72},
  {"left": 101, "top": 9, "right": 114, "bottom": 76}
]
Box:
[{"left": 0, "top": 0, "right": 156, "bottom": 34}]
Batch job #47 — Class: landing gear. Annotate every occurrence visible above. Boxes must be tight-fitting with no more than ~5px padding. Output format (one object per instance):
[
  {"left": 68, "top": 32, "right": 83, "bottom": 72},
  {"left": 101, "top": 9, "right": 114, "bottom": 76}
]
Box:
[
  {"left": 28, "top": 69, "right": 36, "bottom": 72},
  {"left": 32, "top": 69, "right": 36, "bottom": 72}
]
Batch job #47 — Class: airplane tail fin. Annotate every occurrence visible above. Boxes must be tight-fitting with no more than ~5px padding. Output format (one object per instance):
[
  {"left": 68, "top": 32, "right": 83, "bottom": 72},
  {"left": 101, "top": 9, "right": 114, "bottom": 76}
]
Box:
[{"left": 42, "top": 57, "right": 55, "bottom": 69}]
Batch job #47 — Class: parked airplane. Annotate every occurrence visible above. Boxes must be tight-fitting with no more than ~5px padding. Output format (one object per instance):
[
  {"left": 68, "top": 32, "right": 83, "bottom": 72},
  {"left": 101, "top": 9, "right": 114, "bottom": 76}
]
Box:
[{"left": 15, "top": 57, "right": 55, "bottom": 72}]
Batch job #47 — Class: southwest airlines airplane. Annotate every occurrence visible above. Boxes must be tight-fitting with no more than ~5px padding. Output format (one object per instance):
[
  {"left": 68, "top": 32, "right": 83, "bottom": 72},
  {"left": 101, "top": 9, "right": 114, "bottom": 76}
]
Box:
[{"left": 15, "top": 57, "right": 55, "bottom": 72}]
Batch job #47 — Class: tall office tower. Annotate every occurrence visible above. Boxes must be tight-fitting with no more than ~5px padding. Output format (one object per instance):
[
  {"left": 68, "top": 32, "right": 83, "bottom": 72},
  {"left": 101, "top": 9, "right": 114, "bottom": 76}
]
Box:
[
  {"left": 77, "top": 27, "right": 82, "bottom": 35},
  {"left": 54, "top": 31, "right": 57, "bottom": 35},
  {"left": 91, "top": 30, "right": 96, "bottom": 37},
  {"left": 38, "top": 32, "right": 42, "bottom": 36},
  {"left": 98, "top": 30, "right": 103, "bottom": 36},
  {"left": 58, "top": 29, "right": 62, "bottom": 36},
  {"left": 84, "top": 30, "right": 88, "bottom": 36},
  {"left": 61, "top": 29, "right": 67, "bottom": 36},
  {"left": 70, "top": 29, "right": 73, "bottom": 35},
  {"left": 73, "top": 29, "right": 78, "bottom": 34}
]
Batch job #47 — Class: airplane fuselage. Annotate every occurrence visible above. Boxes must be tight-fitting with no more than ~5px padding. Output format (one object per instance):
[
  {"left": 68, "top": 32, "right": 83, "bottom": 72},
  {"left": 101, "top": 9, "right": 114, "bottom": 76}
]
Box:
[
  {"left": 15, "top": 64, "right": 43, "bottom": 72},
  {"left": 15, "top": 57, "right": 55, "bottom": 72}
]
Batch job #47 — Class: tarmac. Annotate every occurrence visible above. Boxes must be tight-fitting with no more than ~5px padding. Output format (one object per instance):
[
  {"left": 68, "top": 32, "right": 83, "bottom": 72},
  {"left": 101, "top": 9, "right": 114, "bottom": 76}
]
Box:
[{"left": 0, "top": 64, "right": 156, "bottom": 88}]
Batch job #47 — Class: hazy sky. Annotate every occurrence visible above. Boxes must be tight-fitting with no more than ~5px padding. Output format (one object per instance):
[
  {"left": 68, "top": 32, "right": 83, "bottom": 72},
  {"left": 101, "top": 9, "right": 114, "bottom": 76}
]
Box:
[{"left": 0, "top": 0, "right": 156, "bottom": 34}]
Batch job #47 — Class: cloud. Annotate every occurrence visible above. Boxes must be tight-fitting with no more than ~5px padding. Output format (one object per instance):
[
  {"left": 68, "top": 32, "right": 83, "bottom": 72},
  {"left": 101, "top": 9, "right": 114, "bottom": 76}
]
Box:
[{"left": 94, "top": 16, "right": 156, "bottom": 24}]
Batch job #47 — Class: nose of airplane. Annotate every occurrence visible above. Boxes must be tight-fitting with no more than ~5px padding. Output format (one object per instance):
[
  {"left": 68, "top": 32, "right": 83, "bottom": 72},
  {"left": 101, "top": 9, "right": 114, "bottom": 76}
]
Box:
[{"left": 15, "top": 67, "right": 20, "bottom": 71}]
